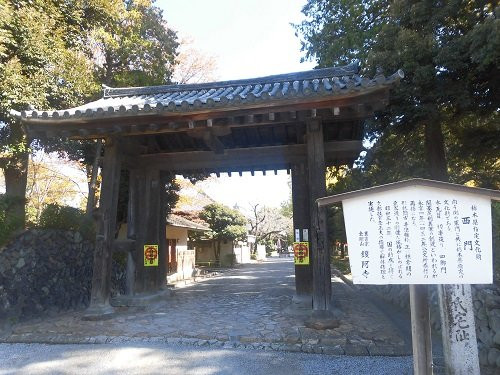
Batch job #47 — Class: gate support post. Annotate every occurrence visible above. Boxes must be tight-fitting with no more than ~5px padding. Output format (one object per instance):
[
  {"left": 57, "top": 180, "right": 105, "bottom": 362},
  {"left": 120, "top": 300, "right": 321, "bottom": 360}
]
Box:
[
  {"left": 291, "top": 163, "right": 313, "bottom": 301},
  {"left": 409, "top": 284, "right": 433, "bottom": 375},
  {"left": 133, "top": 168, "right": 166, "bottom": 293},
  {"left": 87, "top": 137, "right": 122, "bottom": 315},
  {"left": 306, "top": 118, "right": 331, "bottom": 311}
]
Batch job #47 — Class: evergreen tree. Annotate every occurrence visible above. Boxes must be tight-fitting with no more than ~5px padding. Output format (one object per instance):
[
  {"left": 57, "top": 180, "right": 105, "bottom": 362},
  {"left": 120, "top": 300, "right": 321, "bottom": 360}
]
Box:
[{"left": 296, "top": 1, "right": 499, "bottom": 184}]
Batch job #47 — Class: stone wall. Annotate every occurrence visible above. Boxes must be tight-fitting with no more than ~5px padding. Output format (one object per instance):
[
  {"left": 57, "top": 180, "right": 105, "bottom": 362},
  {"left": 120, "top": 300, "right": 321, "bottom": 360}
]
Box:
[
  {"left": 365, "top": 283, "right": 500, "bottom": 370},
  {"left": 0, "top": 229, "right": 126, "bottom": 322}
]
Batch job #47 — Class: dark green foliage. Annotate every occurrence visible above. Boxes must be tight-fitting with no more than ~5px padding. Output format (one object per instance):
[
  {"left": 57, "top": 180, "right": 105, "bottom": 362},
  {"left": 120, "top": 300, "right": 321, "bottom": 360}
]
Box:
[
  {"left": 200, "top": 203, "right": 248, "bottom": 242},
  {"left": 0, "top": 194, "right": 25, "bottom": 246},
  {"left": 38, "top": 203, "right": 95, "bottom": 240},
  {"left": 296, "top": 1, "right": 499, "bottom": 181},
  {"left": 199, "top": 203, "right": 248, "bottom": 261}
]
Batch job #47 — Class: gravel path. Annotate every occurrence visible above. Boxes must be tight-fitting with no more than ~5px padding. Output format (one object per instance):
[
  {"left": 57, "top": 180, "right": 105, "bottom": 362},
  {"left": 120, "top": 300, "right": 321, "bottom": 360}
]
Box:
[{"left": 0, "top": 342, "right": 413, "bottom": 375}]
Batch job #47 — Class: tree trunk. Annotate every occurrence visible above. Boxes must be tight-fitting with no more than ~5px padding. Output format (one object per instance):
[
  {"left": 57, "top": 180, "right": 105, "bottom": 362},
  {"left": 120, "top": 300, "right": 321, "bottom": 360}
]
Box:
[
  {"left": 3, "top": 153, "right": 29, "bottom": 225},
  {"left": 86, "top": 139, "right": 103, "bottom": 216},
  {"left": 424, "top": 121, "right": 448, "bottom": 181},
  {"left": 215, "top": 240, "right": 221, "bottom": 261}
]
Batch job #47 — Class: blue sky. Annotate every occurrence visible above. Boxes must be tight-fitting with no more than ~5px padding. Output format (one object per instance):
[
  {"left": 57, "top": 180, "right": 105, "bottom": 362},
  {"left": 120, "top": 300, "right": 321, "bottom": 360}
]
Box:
[{"left": 158, "top": 0, "right": 315, "bottom": 209}]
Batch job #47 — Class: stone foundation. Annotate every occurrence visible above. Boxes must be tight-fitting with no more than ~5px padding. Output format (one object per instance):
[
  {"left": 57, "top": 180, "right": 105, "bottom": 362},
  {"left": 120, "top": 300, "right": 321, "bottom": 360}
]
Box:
[{"left": 0, "top": 229, "right": 126, "bottom": 322}]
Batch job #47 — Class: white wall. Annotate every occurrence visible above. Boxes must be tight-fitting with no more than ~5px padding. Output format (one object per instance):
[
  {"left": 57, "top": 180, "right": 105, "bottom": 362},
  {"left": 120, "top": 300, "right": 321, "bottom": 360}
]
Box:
[{"left": 256, "top": 244, "right": 266, "bottom": 261}]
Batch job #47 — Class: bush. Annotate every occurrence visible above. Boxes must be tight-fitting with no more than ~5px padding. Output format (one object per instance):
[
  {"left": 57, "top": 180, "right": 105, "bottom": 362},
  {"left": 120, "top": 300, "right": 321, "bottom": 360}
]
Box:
[
  {"left": 223, "top": 253, "right": 236, "bottom": 267},
  {"left": 0, "top": 195, "right": 25, "bottom": 246},
  {"left": 38, "top": 204, "right": 95, "bottom": 239}
]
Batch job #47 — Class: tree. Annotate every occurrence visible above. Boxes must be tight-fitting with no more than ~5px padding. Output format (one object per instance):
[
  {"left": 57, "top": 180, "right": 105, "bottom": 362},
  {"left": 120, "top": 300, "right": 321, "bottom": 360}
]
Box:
[
  {"left": 295, "top": 0, "right": 499, "bottom": 183},
  {"left": 0, "top": 0, "right": 106, "bottom": 222},
  {"left": 92, "top": 0, "right": 179, "bottom": 87},
  {"left": 25, "top": 155, "right": 86, "bottom": 224},
  {"left": 0, "top": 0, "right": 181, "bottom": 226},
  {"left": 199, "top": 203, "right": 248, "bottom": 261},
  {"left": 249, "top": 204, "right": 292, "bottom": 252},
  {"left": 172, "top": 36, "right": 218, "bottom": 84}
]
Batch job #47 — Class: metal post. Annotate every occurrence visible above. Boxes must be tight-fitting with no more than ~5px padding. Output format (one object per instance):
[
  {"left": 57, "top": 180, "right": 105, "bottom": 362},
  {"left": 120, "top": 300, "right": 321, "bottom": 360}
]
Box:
[{"left": 409, "top": 284, "right": 433, "bottom": 375}]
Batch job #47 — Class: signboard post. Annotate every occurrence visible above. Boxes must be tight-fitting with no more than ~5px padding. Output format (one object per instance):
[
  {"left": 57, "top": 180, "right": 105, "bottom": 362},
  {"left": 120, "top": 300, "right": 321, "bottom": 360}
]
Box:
[{"left": 317, "top": 179, "right": 500, "bottom": 375}]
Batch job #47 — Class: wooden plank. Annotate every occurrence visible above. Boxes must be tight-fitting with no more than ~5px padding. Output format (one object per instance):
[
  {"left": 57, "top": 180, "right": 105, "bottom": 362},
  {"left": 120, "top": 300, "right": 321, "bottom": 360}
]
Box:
[
  {"left": 306, "top": 119, "right": 331, "bottom": 311},
  {"left": 88, "top": 138, "right": 122, "bottom": 311},
  {"left": 291, "top": 163, "right": 313, "bottom": 298}
]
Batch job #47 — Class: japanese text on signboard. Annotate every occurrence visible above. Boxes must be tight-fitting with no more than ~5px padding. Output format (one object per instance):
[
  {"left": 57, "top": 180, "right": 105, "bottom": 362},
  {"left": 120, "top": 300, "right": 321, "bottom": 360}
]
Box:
[{"left": 343, "top": 187, "right": 492, "bottom": 284}]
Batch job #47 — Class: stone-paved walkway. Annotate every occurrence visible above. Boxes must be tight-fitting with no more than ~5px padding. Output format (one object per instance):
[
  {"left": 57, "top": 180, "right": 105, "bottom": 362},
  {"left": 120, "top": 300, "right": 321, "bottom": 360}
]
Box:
[{"left": 0, "top": 259, "right": 410, "bottom": 356}]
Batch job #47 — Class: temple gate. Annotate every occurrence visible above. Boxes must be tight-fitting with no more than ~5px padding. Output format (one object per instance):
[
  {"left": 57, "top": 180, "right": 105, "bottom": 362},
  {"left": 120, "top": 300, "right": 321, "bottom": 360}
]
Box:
[{"left": 11, "top": 63, "right": 403, "bottom": 315}]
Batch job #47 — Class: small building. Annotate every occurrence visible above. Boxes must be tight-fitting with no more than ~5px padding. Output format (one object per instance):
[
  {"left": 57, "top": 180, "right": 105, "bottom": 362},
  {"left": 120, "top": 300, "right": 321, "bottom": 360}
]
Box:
[
  {"left": 165, "top": 213, "right": 210, "bottom": 282},
  {"left": 194, "top": 235, "right": 254, "bottom": 266}
]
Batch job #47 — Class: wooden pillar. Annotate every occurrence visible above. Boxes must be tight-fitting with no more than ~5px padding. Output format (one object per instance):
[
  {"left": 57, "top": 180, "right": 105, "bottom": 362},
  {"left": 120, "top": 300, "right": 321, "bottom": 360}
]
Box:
[
  {"left": 410, "top": 285, "right": 433, "bottom": 375},
  {"left": 133, "top": 168, "right": 166, "bottom": 293},
  {"left": 158, "top": 171, "right": 168, "bottom": 286},
  {"left": 291, "top": 163, "right": 313, "bottom": 298},
  {"left": 306, "top": 118, "right": 331, "bottom": 311},
  {"left": 88, "top": 137, "right": 121, "bottom": 312},
  {"left": 125, "top": 169, "right": 139, "bottom": 295}
]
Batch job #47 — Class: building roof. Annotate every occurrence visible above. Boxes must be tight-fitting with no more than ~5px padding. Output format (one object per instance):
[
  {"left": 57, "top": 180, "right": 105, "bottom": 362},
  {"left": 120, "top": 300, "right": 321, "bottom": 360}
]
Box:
[
  {"left": 317, "top": 178, "right": 500, "bottom": 207},
  {"left": 10, "top": 63, "right": 404, "bottom": 123},
  {"left": 167, "top": 213, "right": 210, "bottom": 231}
]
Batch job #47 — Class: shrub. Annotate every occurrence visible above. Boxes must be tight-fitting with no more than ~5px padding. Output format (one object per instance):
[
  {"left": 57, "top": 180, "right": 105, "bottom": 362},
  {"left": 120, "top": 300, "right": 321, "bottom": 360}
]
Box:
[
  {"left": 38, "top": 204, "right": 95, "bottom": 240},
  {"left": 223, "top": 253, "right": 236, "bottom": 267},
  {"left": 0, "top": 195, "right": 25, "bottom": 247}
]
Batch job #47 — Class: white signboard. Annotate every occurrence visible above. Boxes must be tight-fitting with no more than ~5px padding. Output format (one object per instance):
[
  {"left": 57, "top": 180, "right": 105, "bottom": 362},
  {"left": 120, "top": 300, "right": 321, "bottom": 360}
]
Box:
[{"left": 343, "top": 186, "right": 492, "bottom": 284}]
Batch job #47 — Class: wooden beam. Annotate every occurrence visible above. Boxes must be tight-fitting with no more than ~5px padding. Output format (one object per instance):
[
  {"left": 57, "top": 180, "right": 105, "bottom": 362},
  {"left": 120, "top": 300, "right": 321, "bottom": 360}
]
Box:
[
  {"left": 202, "top": 131, "right": 225, "bottom": 155},
  {"left": 132, "top": 141, "right": 362, "bottom": 172}
]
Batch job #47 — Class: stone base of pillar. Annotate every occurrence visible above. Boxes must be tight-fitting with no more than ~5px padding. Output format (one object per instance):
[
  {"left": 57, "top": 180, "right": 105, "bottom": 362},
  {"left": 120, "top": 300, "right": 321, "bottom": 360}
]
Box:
[
  {"left": 292, "top": 294, "right": 312, "bottom": 308},
  {"left": 110, "top": 289, "right": 173, "bottom": 307},
  {"left": 304, "top": 309, "right": 341, "bottom": 330},
  {"left": 82, "top": 303, "right": 115, "bottom": 321}
]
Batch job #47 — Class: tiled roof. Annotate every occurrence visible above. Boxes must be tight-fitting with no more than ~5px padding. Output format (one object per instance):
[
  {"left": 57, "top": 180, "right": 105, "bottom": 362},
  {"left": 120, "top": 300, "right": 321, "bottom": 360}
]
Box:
[
  {"left": 10, "top": 63, "right": 404, "bottom": 122},
  {"left": 167, "top": 213, "right": 210, "bottom": 231}
]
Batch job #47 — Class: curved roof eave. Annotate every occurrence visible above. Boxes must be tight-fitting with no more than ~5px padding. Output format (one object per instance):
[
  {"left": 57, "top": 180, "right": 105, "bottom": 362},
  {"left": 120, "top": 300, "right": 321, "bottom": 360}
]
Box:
[{"left": 10, "top": 66, "right": 404, "bottom": 126}]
